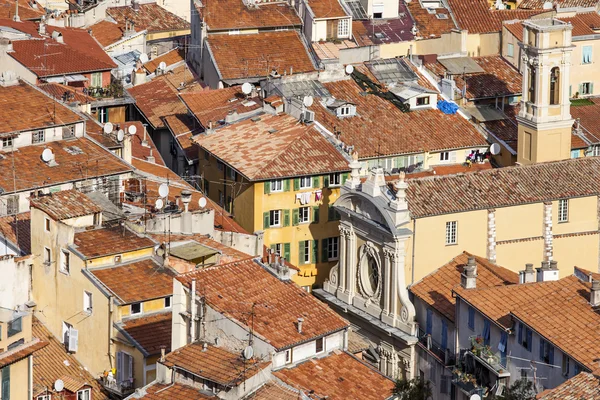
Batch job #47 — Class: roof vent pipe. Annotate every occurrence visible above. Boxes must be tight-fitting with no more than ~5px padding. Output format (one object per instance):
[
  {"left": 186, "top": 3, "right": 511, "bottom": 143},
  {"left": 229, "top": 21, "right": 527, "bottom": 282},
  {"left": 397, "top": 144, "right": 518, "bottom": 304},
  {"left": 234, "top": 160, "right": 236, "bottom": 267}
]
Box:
[{"left": 297, "top": 317, "right": 304, "bottom": 334}]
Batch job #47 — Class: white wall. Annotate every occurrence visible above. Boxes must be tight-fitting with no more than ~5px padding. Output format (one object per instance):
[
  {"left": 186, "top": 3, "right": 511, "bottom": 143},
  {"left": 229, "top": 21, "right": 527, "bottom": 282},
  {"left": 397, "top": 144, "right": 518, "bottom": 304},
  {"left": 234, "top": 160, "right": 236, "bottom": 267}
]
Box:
[{"left": 0, "top": 256, "right": 31, "bottom": 309}]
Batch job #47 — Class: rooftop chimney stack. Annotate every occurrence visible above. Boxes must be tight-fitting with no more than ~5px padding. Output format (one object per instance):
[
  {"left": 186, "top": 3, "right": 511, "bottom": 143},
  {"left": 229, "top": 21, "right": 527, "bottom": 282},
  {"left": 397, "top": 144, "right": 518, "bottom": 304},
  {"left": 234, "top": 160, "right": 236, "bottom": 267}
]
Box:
[
  {"left": 180, "top": 190, "right": 192, "bottom": 235},
  {"left": 591, "top": 280, "right": 600, "bottom": 307},
  {"left": 159, "top": 346, "right": 166, "bottom": 362},
  {"left": 460, "top": 257, "right": 478, "bottom": 289},
  {"left": 519, "top": 263, "right": 535, "bottom": 284},
  {"left": 537, "top": 260, "right": 559, "bottom": 282},
  {"left": 297, "top": 317, "right": 304, "bottom": 334}
]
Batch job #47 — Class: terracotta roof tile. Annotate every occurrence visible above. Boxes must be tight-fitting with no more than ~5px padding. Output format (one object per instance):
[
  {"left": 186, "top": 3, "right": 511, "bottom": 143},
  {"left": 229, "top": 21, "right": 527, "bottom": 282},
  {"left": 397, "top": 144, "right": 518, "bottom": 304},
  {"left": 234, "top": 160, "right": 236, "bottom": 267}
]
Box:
[
  {"left": 162, "top": 342, "right": 270, "bottom": 385},
  {"left": 504, "top": 20, "right": 524, "bottom": 41},
  {"left": 194, "top": 113, "right": 350, "bottom": 180},
  {"left": 162, "top": 114, "right": 202, "bottom": 161},
  {"left": 73, "top": 227, "right": 156, "bottom": 259},
  {"left": 0, "top": 337, "right": 47, "bottom": 369},
  {"left": 351, "top": 20, "right": 375, "bottom": 46},
  {"left": 0, "top": 212, "right": 31, "bottom": 254},
  {"left": 406, "top": 2, "right": 456, "bottom": 39},
  {"left": 207, "top": 31, "right": 316, "bottom": 81},
  {"left": 571, "top": 97, "right": 600, "bottom": 146},
  {"left": 32, "top": 317, "right": 109, "bottom": 400},
  {"left": 406, "top": 157, "right": 600, "bottom": 218},
  {"left": 120, "top": 312, "right": 172, "bottom": 355},
  {"left": 574, "top": 266, "right": 600, "bottom": 282},
  {"left": 536, "top": 372, "right": 600, "bottom": 399},
  {"left": 455, "top": 275, "right": 600, "bottom": 370},
  {"left": 177, "top": 258, "right": 349, "bottom": 350},
  {"left": 30, "top": 190, "right": 102, "bottom": 220},
  {"left": 90, "top": 258, "right": 175, "bottom": 303},
  {"left": 107, "top": 3, "right": 190, "bottom": 33},
  {"left": 0, "top": 81, "right": 82, "bottom": 135},
  {"left": 274, "top": 351, "right": 395, "bottom": 400},
  {"left": 312, "top": 77, "right": 487, "bottom": 159},
  {"left": 573, "top": 12, "right": 600, "bottom": 30},
  {"left": 38, "top": 82, "right": 95, "bottom": 104},
  {"left": 0, "top": 18, "right": 41, "bottom": 36},
  {"left": 245, "top": 381, "right": 300, "bottom": 399},
  {"left": 89, "top": 20, "right": 125, "bottom": 47},
  {"left": 198, "top": 0, "right": 301, "bottom": 30},
  {"left": 60, "top": 374, "right": 89, "bottom": 393},
  {"left": 448, "top": 0, "right": 540, "bottom": 34},
  {"left": 519, "top": 0, "right": 597, "bottom": 8},
  {"left": 128, "top": 76, "right": 188, "bottom": 129},
  {"left": 143, "top": 47, "right": 185, "bottom": 74},
  {"left": 45, "top": 25, "right": 116, "bottom": 67},
  {"left": 425, "top": 55, "right": 522, "bottom": 99},
  {"left": 128, "top": 121, "right": 166, "bottom": 165},
  {"left": 410, "top": 252, "right": 519, "bottom": 322},
  {"left": 307, "top": 0, "right": 347, "bottom": 19},
  {"left": 0, "top": 138, "right": 132, "bottom": 194},
  {"left": 556, "top": 14, "right": 598, "bottom": 36},
  {"left": 136, "top": 383, "right": 217, "bottom": 399},
  {"left": 0, "top": 0, "right": 44, "bottom": 20}
]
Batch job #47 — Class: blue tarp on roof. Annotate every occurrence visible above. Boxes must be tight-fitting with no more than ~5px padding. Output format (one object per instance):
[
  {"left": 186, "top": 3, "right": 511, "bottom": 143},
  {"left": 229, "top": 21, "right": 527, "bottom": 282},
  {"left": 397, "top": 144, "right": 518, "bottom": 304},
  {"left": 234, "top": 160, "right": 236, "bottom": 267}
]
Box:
[{"left": 437, "top": 100, "right": 459, "bottom": 115}]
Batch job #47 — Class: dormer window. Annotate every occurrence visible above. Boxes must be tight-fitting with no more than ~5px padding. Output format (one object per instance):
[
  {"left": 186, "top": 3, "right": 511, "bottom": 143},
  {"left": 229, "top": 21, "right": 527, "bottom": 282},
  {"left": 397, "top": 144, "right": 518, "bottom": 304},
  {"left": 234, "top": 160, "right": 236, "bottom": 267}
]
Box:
[
  {"left": 416, "top": 96, "right": 430, "bottom": 106},
  {"left": 335, "top": 104, "right": 356, "bottom": 118}
]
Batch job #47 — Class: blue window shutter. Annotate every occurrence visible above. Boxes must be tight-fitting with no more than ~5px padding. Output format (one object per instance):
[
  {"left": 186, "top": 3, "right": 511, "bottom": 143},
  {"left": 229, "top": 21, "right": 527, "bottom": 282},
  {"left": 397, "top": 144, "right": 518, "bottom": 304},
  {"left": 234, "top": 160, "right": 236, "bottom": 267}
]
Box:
[
  {"left": 539, "top": 338, "right": 545, "bottom": 361},
  {"left": 527, "top": 328, "right": 533, "bottom": 352},
  {"left": 549, "top": 345, "right": 554, "bottom": 365},
  {"left": 468, "top": 306, "right": 474, "bottom": 330},
  {"left": 483, "top": 320, "right": 490, "bottom": 345},
  {"left": 518, "top": 322, "right": 523, "bottom": 345},
  {"left": 574, "top": 362, "right": 579, "bottom": 375},
  {"left": 441, "top": 319, "right": 448, "bottom": 350},
  {"left": 426, "top": 309, "right": 433, "bottom": 335}
]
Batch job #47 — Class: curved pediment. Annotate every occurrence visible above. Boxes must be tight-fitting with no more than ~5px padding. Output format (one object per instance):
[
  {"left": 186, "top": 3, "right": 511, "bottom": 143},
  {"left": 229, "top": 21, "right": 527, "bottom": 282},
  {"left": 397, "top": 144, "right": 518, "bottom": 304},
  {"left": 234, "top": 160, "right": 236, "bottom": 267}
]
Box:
[{"left": 336, "top": 191, "right": 396, "bottom": 233}]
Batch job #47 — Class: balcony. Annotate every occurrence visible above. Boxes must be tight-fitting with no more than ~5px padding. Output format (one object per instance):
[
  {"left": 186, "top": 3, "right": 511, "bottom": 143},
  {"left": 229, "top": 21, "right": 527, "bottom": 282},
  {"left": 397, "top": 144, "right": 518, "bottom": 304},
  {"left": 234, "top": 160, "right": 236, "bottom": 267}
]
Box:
[
  {"left": 452, "top": 370, "right": 485, "bottom": 398},
  {"left": 417, "top": 329, "right": 456, "bottom": 366},
  {"left": 100, "top": 376, "right": 135, "bottom": 397},
  {"left": 468, "top": 336, "right": 509, "bottom": 378}
]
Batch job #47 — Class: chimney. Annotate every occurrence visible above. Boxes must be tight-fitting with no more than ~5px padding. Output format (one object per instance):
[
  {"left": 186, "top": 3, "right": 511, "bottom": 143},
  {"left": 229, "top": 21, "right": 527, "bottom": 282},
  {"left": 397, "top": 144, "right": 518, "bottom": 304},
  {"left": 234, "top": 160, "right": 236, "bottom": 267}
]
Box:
[
  {"left": 591, "top": 280, "right": 600, "bottom": 307},
  {"left": 519, "top": 263, "right": 535, "bottom": 284},
  {"left": 460, "top": 257, "right": 477, "bottom": 289},
  {"left": 202, "top": 342, "right": 208, "bottom": 351},
  {"left": 12, "top": 0, "right": 19, "bottom": 22},
  {"left": 52, "top": 31, "right": 63, "bottom": 43},
  {"left": 131, "top": 0, "right": 140, "bottom": 11},
  {"left": 0, "top": 39, "right": 13, "bottom": 54},
  {"left": 180, "top": 190, "right": 192, "bottom": 235},
  {"left": 297, "top": 317, "right": 304, "bottom": 334},
  {"left": 536, "top": 261, "right": 559, "bottom": 282},
  {"left": 39, "top": 21, "right": 46, "bottom": 35},
  {"left": 0, "top": 70, "right": 18, "bottom": 87},
  {"left": 122, "top": 130, "right": 132, "bottom": 164},
  {"left": 146, "top": 149, "right": 155, "bottom": 164},
  {"left": 141, "top": 126, "right": 149, "bottom": 147},
  {"left": 159, "top": 346, "right": 166, "bottom": 362}
]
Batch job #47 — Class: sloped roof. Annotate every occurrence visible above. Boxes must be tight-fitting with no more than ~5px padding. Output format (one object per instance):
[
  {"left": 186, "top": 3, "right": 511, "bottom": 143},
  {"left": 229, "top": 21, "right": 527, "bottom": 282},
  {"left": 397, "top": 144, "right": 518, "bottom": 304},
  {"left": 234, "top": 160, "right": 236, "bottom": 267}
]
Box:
[
  {"left": 0, "top": 212, "right": 31, "bottom": 254},
  {"left": 162, "top": 114, "right": 202, "bottom": 161},
  {"left": 504, "top": 20, "right": 525, "bottom": 41},
  {"left": 30, "top": 190, "right": 102, "bottom": 221},
  {"left": 134, "top": 383, "right": 217, "bottom": 399},
  {"left": 73, "top": 227, "right": 156, "bottom": 259},
  {"left": 0, "top": 18, "right": 41, "bottom": 36},
  {"left": 197, "top": 0, "right": 301, "bottom": 30},
  {"left": 207, "top": 31, "right": 316, "bottom": 81},
  {"left": 406, "top": 2, "right": 456, "bottom": 39},
  {"left": 0, "top": 0, "right": 44, "bottom": 20},
  {"left": 127, "top": 76, "right": 187, "bottom": 129},
  {"left": 194, "top": 113, "right": 350, "bottom": 181},
  {"left": 308, "top": 0, "right": 348, "bottom": 19},
  {"left": 410, "top": 252, "right": 519, "bottom": 322},
  {"left": 0, "top": 337, "right": 47, "bottom": 369},
  {"left": 245, "top": 381, "right": 301, "bottom": 399},
  {"left": 127, "top": 120, "right": 166, "bottom": 166},
  {"left": 176, "top": 258, "right": 349, "bottom": 350},
  {"left": 448, "top": 0, "right": 541, "bottom": 34},
  {"left": 536, "top": 372, "right": 600, "bottom": 399},
  {"left": 274, "top": 351, "right": 395, "bottom": 400},
  {"left": 89, "top": 20, "right": 126, "bottom": 47},
  {"left": 107, "top": 3, "right": 190, "bottom": 33},
  {"left": 120, "top": 312, "right": 172, "bottom": 355},
  {"left": 519, "top": 0, "right": 598, "bottom": 8},
  {"left": 143, "top": 47, "right": 185, "bottom": 74}
]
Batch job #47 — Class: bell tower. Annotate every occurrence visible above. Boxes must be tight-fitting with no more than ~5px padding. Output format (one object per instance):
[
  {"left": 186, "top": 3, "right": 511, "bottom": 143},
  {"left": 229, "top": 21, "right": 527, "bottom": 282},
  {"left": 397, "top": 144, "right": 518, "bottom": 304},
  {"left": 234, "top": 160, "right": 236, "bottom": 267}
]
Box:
[{"left": 517, "top": 18, "right": 574, "bottom": 165}]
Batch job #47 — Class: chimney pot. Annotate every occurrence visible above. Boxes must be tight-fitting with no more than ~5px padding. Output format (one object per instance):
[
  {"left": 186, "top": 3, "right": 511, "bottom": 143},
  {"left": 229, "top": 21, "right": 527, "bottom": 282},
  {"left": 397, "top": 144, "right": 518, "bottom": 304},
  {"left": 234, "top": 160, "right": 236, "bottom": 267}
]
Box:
[
  {"left": 520, "top": 263, "right": 535, "bottom": 284},
  {"left": 159, "top": 346, "right": 166, "bottom": 362},
  {"left": 297, "top": 317, "right": 304, "bottom": 334},
  {"left": 460, "top": 258, "right": 477, "bottom": 289},
  {"left": 591, "top": 280, "right": 600, "bottom": 307},
  {"left": 537, "top": 261, "right": 559, "bottom": 282}
]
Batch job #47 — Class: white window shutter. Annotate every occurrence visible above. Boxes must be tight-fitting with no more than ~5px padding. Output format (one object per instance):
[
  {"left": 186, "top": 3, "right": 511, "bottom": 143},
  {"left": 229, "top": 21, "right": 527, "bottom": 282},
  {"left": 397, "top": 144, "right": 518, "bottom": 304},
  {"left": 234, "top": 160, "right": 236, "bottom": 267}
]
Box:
[
  {"left": 450, "top": 151, "right": 457, "bottom": 163},
  {"left": 68, "top": 328, "right": 78, "bottom": 352}
]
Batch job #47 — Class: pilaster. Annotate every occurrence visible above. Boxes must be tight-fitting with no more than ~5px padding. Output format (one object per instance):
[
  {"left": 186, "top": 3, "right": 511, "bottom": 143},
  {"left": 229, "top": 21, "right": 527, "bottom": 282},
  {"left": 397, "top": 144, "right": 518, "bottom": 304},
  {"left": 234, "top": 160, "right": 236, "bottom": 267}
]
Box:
[
  {"left": 487, "top": 209, "right": 496, "bottom": 263},
  {"left": 543, "top": 201, "right": 553, "bottom": 261},
  {"left": 337, "top": 225, "right": 348, "bottom": 296}
]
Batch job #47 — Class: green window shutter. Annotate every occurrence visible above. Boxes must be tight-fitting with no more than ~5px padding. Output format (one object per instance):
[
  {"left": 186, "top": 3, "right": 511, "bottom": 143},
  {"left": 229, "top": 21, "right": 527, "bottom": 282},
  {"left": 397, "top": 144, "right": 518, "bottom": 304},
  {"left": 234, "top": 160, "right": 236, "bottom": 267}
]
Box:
[
  {"left": 312, "top": 176, "right": 320, "bottom": 188},
  {"left": 569, "top": 85, "right": 572, "bottom": 98},
  {"left": 312, "top": 206, "right": 319, "bottom": 223},
  {"left": 341, "top": 172, "right": 349, "bottom": 184},
  {"left": 293, "top": 178, "right": 300, "bottom": 191},
  {"left": 299, "top": 241, "right": 305, "bottom": 264},
  {"left": 321, "top": 239, "right": 329, "bottom": 262},
  {"left": 283, "top": 243, "right": 291, "bottom": 262},
  {"left": 283, "top": 209, "right": 290, "bottom": 227},
  {"left": 1, "top": 365, "right": 10, "bottom": 400},
  {"left": 579, "top": 83, "right": 583, "bottom": 96},
  {"left": 292, "top": 208, "right": 299, "bottom": 226},
  {"left": 263, "top": 212, "right": 270, "bottom": 229},
  {"left": 264, "top": 181, "right": 270, "bottom": 194},
  {"left": 323, "top": 175, "right": 330, "bottom": 188},
  {"left": 283, "top": 179, "right": 290, "bottom": 192},
  {"left": 328, "top": 205, "right": 334, "bottom": 221},
  {"left": 312, "top": 240, "right": 318, "bottom": 264},
  {"left": 270, "top": 244, "right": 276, "bottom": 252}
]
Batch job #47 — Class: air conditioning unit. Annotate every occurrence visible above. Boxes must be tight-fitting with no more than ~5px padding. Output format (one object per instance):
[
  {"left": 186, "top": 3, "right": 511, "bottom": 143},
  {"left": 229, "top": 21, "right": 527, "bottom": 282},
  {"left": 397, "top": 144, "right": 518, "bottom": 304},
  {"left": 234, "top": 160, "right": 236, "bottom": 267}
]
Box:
[
  {"left": 303, "top": 110, "right": 315, "bottom": 123},
  {"left": 67, "top": 327, "right": 78, "bottom": 353}
]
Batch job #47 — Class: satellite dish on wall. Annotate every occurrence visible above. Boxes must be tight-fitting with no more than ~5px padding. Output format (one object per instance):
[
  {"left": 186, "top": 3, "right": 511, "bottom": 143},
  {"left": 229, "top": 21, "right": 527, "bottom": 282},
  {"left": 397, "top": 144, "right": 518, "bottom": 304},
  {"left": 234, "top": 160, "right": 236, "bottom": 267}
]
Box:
[
  {"left": 103, "top": 122, "right": 113, "bottom": 134},
  {"left": 117, "top": 129, "right": 125, "bottom": 142},
  {"left": 241, "top": 82, "right": 253, "bottom": 95},
  {"left": 158, "top": 61, "right": 167, "bottom": 70},
  {"left": 542, "top": 0, "right": 553, "bottom": 8},
  {"left": 198, "top": 197, "right": 207, "bottom": 208},
  {"left": 242, "top": 345, "right": 254, "bottom": 360},
  {"left": 345, "top": 64, "right": 354, "bottom": 75},
  {"left": 469, "top": 395, "right": 481, "bottom": 400},
  {"left": 41, "top": 148, "right": 54, "bottom": 163},
  {"left": 303, "top": 95, "right": 314, "bottom": 107},
  {"left": 490, "top": 143, "right": 501, "bottom": 155},
  {"left": 54, "top": 379, "right": 65, "bottom": 392},
  {"left": 155, "top": 198, "right": 164, "bottom": 209},
  {"left": 158, "top": 183, "right": 169, "bottom": 198},
  {"left": 139, "top": 53, "right": 149, "bottom": 63},
  {"left": 128, "top": 125, "right": 138, "bottom": 135}
]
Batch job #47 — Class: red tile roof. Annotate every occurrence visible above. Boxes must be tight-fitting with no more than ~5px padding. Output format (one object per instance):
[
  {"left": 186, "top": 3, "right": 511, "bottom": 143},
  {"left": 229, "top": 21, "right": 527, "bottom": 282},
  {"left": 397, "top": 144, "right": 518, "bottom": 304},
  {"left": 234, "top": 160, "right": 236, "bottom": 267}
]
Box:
[
  {"left": 177, "top": 258, "right": 349, "bottom": 350},
  {"left": 162, "top": 114, "right": 202, "bottom": 161},
  {"left": 32, "top": 318, "right": 109, "bottom": 400},
  {"left": 573, "top": 11, "right": 600, "bottom": 30},
  {"left": 308, "top": 0, "right": 347, "bottom": 19},
  {"left": 127, "top": 76, "right": 188, "bottom": 129},
  {"left": 198, "top": 0, "right": 301, "bottom": 30},
  {"left": 0, "top": 138, "right": 132, "bottom": 194},
  {"left": 30, "top": 190, "right": 102, "bottom": 221},
  {"left": 0, "top": 18, "right": 41, "bottom": 36},
  {"left": 38, "top": 82, "right": 95, "bottom": 104},
  {"left": 504, "top": 20, "right": 524, "bottom": 41},
  {"left": 519, "top": 0, "right": 598, "bottom": 8},
  {"left": 245, "top": 381, "right": 300, "bottom": 399},
  {"left": 0, "top": 0, "right": 44, "bottom": 20},
  {"left": 89, "top": 20, "right": 125, "bottom": 47},
  {"left": 46, "top": 25, "right": 117, "bottom": 67},
  {"left": 89, "top": 258, "right": 175, "bottom": 304},
  {"left": 410, "top": 252, "right": 519, "bottom": 322},
  {"left": 127, "top": 121, "right": 166, "bottom": 166},
  {"left": 120, "top": 312, "right": 172, "bottom": 355},
  {"left": 194, "top": 113, "right": 350, "bottom": 181},
  {"left": 143, "top": 47, "right": 185, "bottom": 74},
  {"left": 207, "top": 31, "right": 316, "bottom": 81},
  {"left": 107, "top": 3, "right": 190, "bottom": 33},
  {"left": 274, "top": 351, "right": 395, "bottom": 400},
  {"left": 0, "top": 337, "right": 47, "bottom": 369},
  {"left": 0, "top": 81, "right": 82, "bottom": 135},
  {"left": 312, "top": 78, "right": 487, "bottom": 159},
  {"left": 136, "top": 383, "right": 217, "bottom": 399},
  {"left": 536, "top": 372, "right": 600, "bottom": 399},
  {"left": 406, "top": 157, "right": 600, "bottom": 218},
  {"left": 448, "top": 0, "right": 540, "bottom": 34},
  {"left": 406, "top": 2, "right": 456, "bottom": 39},
  {"left": 571, "top": 98, "right": 600, "bottom": 146},
  {"left": 0, "top": 212, "right": 31, "bottom": 254},
  {"left": 73, "top": 227, "right": 156, "bottom": 259}
]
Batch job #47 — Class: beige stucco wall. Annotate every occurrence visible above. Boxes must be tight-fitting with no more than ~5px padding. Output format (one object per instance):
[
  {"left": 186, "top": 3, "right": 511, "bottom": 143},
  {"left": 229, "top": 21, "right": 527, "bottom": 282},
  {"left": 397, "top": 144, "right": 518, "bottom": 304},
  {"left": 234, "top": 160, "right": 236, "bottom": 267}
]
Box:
[
  {"left": 553, "top": 234, "right": 599, "bottom": 275},
  {"left": 570, "top": 38, "right": 600, "bottom": 97},
  {"left": 495, "top": 239, "right": 544, "bottom": 271},
  {"left": 553, "top": 196, "right": 598, "bottom": 235},
  {"left": 517, "top": 124, "right": 572, "bottom": 164},
  {"left": 496, "top": 203, "right": 544, "bottom": 241}
]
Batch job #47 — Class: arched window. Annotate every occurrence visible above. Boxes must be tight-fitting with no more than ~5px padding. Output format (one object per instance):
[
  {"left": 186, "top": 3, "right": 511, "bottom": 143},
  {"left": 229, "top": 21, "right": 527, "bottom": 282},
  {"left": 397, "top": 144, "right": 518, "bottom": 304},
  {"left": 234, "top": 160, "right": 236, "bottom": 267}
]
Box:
[
  {"left": 550, "top": 67, "right": 560, "bottom": 105},
  {"left": 528, "top": 67, "right": 536, "bottom": 103}
]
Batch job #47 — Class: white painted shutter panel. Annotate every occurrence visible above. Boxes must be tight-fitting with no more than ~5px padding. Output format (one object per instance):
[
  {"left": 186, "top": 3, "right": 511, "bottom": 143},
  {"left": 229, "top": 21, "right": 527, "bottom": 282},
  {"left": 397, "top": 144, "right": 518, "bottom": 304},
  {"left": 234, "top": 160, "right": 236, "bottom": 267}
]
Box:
[
  {"left": 117, "top": 352, "right": 124, "bottom": 383},
  {"left": 68, "top": 328, "right": 78, "bottom": 353},
  {"left": 128, "top": 354, "right": 133, "bottom": 380},
  {"left": 450, "top": 151, "right": 457, "bottom": 163}
]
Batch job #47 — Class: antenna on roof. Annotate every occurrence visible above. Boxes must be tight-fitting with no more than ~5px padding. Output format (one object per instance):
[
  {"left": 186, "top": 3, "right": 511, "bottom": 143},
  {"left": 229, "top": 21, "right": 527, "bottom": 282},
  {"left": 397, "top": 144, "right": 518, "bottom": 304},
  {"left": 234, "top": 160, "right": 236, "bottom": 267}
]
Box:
[
  {"left": 345, "top": 65, "right": 354, "bottom": 75},
  {"left": 54, "top": 379, "right": 64, "bottom": 392},
  {"left": 490, "top": 143, "right": 501, "bottom": 155},
  {"left": 41, "top": 148, "right": 53, "bottom": 163},
  {"left": 155, "top": 198, "right": 164, "bottom": 210},
  {"left": 303, "top": 95, "right": 314, "bottom": 107}
]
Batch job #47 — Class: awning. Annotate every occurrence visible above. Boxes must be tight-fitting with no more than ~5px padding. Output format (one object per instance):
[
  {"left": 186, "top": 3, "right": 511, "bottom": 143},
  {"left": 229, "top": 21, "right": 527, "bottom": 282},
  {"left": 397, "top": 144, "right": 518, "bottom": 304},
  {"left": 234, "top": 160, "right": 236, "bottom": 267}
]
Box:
[
  {"left": 465, "top": 105, "right": 507, "bottom": 122},
  {"left": 45, "top": 74, "right": 88, "bottom": 84},
  {"left": 169, "top": 242, "right": 219, "bottom": 261}
]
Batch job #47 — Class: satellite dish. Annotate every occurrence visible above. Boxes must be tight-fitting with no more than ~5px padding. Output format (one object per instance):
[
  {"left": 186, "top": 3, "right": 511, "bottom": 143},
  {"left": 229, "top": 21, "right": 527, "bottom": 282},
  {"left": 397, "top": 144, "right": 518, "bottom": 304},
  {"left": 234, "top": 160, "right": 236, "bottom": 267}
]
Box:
[
  {"left": 139, "top": 53, "right": 149, "bottom": 63},
  {"left": 128, "top": 125, "right": 137, "bottom": 135},
  {"left": 117, "top": 129, "right": 125, "bottom": 142},
  {"left": 345, "top": 64, "right": 354, "bottom": 75},
  {"left": 41, "top": 148, "right": 54, "bottom": 162},
  {"left": 198, "top": 197, "right": 207, "bottom": 208},
  {"left": 242, "top": 345, "right": 254, "bottom": 360},
  {"left": 54, "top": 379, "right": 64, "bottom": 392},
  {"left": 241, "top": 82, "right": 253, "bottom": 95},
  {"left": 303, "top": 95, "right": 314, "bottom": 107},
  {"left": 542, "top": 0, "right": 553, "bottom": 8},
  {"left": 103, "top": 122, "right": 113, "bottom": 134},
  {"left": 155, "top": 198, "right": 164, "bottom": 209},
  {"left": 158, "top": 61, "right": 167, "bottom": 70},
  {"left": 469, "top": 395, "right": 481, "bottom": 400},
  {"left": 490, "top": 143, "right": 501, "bottom": 155},
  {"left": 158, "top": 183, "right": 169, "bottom": 198}
]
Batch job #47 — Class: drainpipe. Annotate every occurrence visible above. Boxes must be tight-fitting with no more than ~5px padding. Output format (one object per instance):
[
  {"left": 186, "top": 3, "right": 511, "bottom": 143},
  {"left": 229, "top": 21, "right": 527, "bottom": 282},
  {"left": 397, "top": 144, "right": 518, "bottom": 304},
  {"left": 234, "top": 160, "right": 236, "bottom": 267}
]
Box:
[
  {"left": 190, "top": 279, "right": 196, "bottom": 343},
  {"left": 108, "top": 295, "right": 114, "bottom": 368},
  {"left": 411, "top": 219, "right": 416, "bottom": 284}
]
